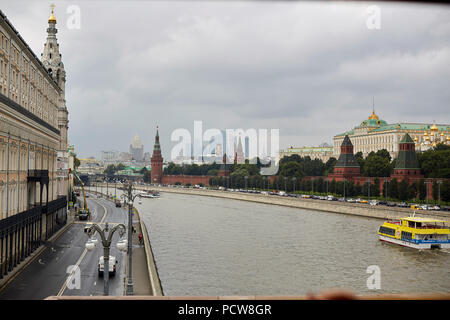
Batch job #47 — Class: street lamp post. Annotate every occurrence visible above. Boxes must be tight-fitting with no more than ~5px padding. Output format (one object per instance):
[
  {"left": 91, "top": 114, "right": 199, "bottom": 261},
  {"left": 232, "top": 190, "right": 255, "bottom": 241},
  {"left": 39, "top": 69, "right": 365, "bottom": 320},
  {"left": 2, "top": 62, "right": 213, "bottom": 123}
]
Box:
[
  {"left": 343, "top": 178, "right": 346, "bottom": 201},
  {"left": 326, "top": 179, "right": 329, "bottom": 197},
  {"left": 244, "top": 176, "right": 248, "bottom": 192},
  {"left": 85, "top": 222, "right": 127, "bottom": 296},
  {"left": 424, "top": 180, "right": 432, "bottom": 206},
  {"left": 437, "top": 180, "right": 442, "bottom": 207},
  {"left": 292, "top": 177, "right": 297, "bottom": 194},
  {"left": 120, "top": 183, "right": 141, "bottom": 295},
  {"left": 367, "top": 179, "right": 372, "bottom": 202},
  {"left": 284, "top": 177, "right": 287, "bottom": 193},
  {"left": 384, "top": 179, "right": 389, "bottom": 202},
  {"left": 311, "top": 179, "right": 314, "bottom": 196}
]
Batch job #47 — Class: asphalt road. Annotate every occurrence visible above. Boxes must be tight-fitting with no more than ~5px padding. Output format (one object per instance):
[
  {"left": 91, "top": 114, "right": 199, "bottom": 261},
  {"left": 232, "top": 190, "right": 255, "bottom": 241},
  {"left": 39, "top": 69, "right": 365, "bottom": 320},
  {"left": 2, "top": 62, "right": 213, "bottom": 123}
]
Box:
[{"left": 0, "top": 194, "right": 129, "bottom": 300}]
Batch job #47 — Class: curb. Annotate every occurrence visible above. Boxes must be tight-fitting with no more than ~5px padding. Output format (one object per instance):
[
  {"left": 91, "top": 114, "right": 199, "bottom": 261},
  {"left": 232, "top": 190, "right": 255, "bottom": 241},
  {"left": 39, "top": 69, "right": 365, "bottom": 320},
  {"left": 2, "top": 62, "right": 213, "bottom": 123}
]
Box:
[{"left": 135, "top": 207, "right": 163, "bottom": 296}]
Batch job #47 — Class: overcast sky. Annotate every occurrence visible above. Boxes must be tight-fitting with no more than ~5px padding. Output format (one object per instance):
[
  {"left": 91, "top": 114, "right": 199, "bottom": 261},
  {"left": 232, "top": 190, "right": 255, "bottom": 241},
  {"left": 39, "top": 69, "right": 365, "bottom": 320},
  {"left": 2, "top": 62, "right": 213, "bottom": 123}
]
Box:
[{"left": 2, "top": 1, "right": 450, "bottom": 160}]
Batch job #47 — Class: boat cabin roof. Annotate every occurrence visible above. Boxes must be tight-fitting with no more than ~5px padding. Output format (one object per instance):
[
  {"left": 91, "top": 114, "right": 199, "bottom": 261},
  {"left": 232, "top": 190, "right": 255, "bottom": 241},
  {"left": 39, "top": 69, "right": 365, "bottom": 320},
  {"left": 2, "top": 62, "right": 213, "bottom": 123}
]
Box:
[{"left": 402, "top": 217, "right": 447, "bottom": 223}]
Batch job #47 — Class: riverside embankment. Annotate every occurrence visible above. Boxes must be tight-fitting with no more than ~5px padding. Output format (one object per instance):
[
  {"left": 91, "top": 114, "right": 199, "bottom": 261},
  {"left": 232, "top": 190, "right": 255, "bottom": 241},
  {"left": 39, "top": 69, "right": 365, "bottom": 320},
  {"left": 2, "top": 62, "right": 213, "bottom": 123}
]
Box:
[{"left": 142, "top": 186, "right": 450, "bottom": 222}]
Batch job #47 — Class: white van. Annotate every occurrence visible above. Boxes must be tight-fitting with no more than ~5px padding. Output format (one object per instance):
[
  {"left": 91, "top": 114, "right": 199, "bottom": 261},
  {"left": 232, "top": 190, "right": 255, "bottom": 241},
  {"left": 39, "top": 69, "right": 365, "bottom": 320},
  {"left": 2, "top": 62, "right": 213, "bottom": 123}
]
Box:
[{"left": 98, "top": 255, "right": 118, "bottom": 277}]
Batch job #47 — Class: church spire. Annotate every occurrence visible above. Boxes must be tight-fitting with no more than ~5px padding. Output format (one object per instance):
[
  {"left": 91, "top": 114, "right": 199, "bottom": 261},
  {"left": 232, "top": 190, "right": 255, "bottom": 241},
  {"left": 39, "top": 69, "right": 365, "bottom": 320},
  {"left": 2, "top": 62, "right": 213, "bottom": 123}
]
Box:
[{"left": 42, "top": 4, "right": 66, "bottom": 91}]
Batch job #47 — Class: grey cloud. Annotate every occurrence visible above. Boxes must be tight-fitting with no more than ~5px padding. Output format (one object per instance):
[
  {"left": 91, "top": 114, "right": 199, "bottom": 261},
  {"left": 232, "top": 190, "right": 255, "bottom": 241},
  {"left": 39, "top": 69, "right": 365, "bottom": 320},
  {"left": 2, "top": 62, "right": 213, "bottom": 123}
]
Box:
[{"left": 1, "top": 1, "right": 449, "bottom": 157}]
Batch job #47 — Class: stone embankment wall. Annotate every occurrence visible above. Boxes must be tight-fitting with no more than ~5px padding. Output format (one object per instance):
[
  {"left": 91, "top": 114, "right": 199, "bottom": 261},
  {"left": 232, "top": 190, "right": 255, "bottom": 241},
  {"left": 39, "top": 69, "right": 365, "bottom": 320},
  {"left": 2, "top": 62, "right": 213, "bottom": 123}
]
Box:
[{"left": 147, "top": 186, "right": 450, "bottom": 222}]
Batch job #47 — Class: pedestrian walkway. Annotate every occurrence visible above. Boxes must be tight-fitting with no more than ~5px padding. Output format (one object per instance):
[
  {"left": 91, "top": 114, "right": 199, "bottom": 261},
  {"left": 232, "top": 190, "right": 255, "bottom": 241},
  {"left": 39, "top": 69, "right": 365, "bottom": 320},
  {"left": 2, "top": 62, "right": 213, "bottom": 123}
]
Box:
[{"left": 127, "top": 211, "right": 152, "bottom": 296}]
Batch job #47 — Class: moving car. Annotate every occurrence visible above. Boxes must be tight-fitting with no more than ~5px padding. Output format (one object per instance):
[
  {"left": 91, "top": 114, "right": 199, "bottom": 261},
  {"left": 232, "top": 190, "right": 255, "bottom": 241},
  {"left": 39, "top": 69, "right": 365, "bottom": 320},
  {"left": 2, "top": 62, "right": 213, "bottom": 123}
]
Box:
[{"left": 98, "top": 255, "right": 118, "bottom": 277}]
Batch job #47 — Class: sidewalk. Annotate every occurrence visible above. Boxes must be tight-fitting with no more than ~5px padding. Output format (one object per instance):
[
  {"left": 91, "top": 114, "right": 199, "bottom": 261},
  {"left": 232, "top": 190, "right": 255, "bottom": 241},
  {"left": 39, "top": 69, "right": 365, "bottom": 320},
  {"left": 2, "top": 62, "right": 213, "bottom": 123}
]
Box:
[{"left": 125, "top": 208, "right": 152, "bottom": 296}]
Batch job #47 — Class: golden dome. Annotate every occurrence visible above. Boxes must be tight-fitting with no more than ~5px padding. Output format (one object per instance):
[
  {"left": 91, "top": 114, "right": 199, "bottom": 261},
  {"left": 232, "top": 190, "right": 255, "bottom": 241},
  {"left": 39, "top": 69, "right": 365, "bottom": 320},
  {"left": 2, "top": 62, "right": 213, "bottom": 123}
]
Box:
[
  {"left": 414, "top": 137, "right": 418, "bottom": 142},
  {"left": 48, "top": 5, "right": 56, "bottom": 23},
  {"left": 430, "top": 132, "right": 434, "bottom": 136},
  {"left": 368, "top": 111, "right": 379, "bottom": 120},
  {"left": 447, "top": 136, "right": 450, "bottom": 141},
  {"left": 441, "top": 132, "right": 444, "bottom": 136},
  {"left": 424, "top": 131, "right": 428, "bottom": 136},
  {"left": 425, "top": 136, "right": 430, "bottom": 141},
  {"left": 430, "top": 123, "right": 438, "bottom": 131}
]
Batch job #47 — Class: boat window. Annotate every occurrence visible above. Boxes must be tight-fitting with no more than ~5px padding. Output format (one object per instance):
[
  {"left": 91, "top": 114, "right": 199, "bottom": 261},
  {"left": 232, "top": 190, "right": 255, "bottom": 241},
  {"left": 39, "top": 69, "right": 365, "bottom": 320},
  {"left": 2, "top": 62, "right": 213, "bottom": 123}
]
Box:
[
  {"left": 401, "top": 231, "right": 413, "bottom": 241},
  {"left": 379, "top": 226, "right": 395, "bottom": 236}
]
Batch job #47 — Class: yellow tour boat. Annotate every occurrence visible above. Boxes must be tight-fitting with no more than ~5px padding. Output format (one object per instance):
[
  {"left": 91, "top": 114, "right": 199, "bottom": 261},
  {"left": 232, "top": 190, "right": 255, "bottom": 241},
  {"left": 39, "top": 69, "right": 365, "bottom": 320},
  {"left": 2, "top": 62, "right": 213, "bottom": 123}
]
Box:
[{"left": 378, "top": 216, "right": 450, "bottom": 249}]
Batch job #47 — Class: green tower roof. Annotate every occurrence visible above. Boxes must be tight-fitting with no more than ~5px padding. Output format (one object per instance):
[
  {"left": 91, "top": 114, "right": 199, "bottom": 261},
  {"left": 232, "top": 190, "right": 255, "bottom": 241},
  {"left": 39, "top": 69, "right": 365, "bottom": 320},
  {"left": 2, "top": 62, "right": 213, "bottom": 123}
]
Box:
[{"left": 395, "top": 134, "right": 420, "bottom": 169}]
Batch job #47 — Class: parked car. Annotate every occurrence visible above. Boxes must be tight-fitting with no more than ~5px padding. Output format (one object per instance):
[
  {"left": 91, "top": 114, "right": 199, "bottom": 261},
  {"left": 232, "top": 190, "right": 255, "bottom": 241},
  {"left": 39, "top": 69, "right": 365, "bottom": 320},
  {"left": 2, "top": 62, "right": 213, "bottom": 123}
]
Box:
[
  {"left": 115, "top": 200, "right": 121, "bottom": 207},
  {"left": 386, "top": 202, "right": 396, "bottom": 207},
  {"left": 360, "top": 199, "right": 368, "bottom": 204},
  {"left": 98, "top": 255, "right": 118, "bottom": 277},
  {"left": 397, "top": 202, "right": 408, "bottom": 208},
  {"left": 369, "top": 200, "right": 379, "bottom": 206},
  {"left": 378, "top": 200, "right": 387, "bottom": 206}
]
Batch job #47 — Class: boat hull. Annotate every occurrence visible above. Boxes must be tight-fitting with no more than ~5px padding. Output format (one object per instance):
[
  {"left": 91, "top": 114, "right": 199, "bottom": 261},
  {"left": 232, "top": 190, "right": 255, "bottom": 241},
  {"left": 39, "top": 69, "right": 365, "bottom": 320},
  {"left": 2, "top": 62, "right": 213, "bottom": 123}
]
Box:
[{"left": 379, "top": 235, "right": 450, "bottom": 249}]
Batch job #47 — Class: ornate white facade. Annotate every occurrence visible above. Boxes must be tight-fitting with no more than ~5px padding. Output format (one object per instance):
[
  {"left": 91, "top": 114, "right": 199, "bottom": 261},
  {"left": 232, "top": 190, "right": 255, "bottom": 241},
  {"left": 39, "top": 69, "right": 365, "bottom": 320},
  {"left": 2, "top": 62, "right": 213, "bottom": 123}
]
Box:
[{"left": 333, "top": 110, "right": 450, "bottom": 159}]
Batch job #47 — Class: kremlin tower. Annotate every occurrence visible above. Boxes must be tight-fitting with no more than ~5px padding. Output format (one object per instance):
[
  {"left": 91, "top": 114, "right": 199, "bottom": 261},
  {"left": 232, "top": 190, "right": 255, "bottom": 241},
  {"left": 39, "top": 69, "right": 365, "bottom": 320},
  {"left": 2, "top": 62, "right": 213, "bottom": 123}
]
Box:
[{"left": 150, "top": 127, "right": 163, "bottom": 184}]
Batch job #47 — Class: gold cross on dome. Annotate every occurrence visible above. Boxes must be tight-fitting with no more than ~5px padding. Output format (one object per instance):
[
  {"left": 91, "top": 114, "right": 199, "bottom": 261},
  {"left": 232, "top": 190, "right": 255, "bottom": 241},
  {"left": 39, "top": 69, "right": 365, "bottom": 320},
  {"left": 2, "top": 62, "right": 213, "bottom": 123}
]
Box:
[{"left": 50, "top": 3, "right": 55, "bottom": 13}]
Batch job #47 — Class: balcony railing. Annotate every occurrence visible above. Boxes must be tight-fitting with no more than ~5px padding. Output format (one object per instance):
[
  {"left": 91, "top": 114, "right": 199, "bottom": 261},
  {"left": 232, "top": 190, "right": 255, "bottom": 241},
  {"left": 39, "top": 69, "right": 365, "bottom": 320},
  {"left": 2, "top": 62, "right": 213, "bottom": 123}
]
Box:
[{"left": 27, "top": 169, "right": 49, "bottom": 183}]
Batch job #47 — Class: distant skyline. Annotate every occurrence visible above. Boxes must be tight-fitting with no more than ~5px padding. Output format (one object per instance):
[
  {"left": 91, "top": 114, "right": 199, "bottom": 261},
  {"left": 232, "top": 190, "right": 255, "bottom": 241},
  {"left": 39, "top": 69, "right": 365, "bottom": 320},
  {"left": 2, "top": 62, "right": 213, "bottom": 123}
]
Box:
[{"left": 2, "top": 1, "right": 450, "bottom": 160}]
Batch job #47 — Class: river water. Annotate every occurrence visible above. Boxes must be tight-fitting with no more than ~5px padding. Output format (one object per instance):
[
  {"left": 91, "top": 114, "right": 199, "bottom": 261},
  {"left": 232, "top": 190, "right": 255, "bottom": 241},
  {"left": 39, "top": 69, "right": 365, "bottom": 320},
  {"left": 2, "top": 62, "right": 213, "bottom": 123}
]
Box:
[{"left": 136, "top": 192, "right": 450, "bottom": 296}]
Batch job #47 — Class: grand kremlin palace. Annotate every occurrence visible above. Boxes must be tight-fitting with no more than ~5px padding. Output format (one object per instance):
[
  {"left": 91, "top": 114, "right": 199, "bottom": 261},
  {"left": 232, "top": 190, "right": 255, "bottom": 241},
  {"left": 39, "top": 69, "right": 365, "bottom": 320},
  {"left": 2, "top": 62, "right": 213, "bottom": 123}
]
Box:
[{"left": 333, "top": 110, "right": 450, "bottom": 159}]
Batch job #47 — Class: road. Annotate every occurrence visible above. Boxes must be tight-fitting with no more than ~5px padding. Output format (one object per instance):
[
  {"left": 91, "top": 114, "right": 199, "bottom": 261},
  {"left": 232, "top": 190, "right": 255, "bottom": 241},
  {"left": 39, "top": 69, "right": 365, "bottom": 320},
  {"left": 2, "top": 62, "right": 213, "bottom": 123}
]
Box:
[{"left": 0, "top": 194, "right": 129, "bottom": 299}]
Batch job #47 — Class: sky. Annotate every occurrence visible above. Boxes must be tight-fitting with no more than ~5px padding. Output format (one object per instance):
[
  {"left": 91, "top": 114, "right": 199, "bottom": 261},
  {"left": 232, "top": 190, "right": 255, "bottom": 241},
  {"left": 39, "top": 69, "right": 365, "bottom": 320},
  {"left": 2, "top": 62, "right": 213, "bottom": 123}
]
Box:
[{"left": 1, "top": 0, "right": 450, "bottom": 160}]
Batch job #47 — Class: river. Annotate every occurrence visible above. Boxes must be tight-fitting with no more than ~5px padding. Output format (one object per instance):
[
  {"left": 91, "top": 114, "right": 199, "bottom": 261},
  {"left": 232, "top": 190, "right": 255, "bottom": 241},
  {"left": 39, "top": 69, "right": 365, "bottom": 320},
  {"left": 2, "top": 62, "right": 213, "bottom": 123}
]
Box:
[{"left": 135, "top": 192, "right": 450, "bottom": 296}]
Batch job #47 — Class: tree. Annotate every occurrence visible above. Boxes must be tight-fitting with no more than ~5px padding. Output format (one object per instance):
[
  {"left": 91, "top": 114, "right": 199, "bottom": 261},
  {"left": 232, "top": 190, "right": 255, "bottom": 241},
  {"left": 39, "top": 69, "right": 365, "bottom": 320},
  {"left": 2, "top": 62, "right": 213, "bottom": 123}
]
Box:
[
  {"left": 116, "top": 163, "right": 126, "bottom": 171},
  {"left": 376, "top": 149, "right": 392, "bottom": 162},
  {"left": 388, "top": 178, "right": 399, "bottom": 199},
  {"left": 279, "top": 161, "right": 305, "bottom": 179},
  {"left": 325, "top": 157, "right": 337, "bottom": 175},
  {"left": 355, "top": 151, "right": 365, "bottom": 172},
  {"left": 441, "top": 180, "right": 450, "bottom": 203},
  {"left": 417, "top": 179, "right": 427, "bottom": 201},
  {"left": 418, "top": 145, "right": 450, "bottom": 178},
  {"left": 74, "top": 157, "right": 81, "bottom": 169},
  {"left": 104, "top": 164, "right": 116, "bottom": 176},
  {"left": 363, "top": 155, "right": 391, "bottom": 177},
  {"left": 398, "top": 179, "right": 409, "bottom": 201},
  {"left": 142, "top": 168, "right": 151, "bottom": 183}
]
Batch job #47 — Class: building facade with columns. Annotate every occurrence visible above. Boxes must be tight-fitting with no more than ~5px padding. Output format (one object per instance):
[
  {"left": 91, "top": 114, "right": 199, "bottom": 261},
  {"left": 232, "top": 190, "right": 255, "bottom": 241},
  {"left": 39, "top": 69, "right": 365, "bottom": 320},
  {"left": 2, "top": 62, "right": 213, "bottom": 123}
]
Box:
[
  {"left": 0, "top": 8, "right": 69, "bottom": 278},
  {"left": 333, "top": 110, "right": 450, "bottom": 159}
]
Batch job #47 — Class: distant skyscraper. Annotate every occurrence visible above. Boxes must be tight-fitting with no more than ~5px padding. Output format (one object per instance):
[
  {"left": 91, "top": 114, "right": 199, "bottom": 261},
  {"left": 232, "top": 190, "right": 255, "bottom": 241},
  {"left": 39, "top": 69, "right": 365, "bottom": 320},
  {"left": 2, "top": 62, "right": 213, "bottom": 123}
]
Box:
[
  {"left": 129, "top": 133, "right": 144, "bottom": 162},
  {"left": 101, "top": 150, "right": 119, "bottom": 164}
]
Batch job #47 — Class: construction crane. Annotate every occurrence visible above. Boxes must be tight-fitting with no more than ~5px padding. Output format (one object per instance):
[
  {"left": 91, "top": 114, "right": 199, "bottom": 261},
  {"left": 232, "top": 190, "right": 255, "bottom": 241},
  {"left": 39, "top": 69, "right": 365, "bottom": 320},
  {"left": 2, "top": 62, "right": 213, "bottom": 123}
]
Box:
[{"left": 72, "top": 170, "right": 90, "bottom": 220}]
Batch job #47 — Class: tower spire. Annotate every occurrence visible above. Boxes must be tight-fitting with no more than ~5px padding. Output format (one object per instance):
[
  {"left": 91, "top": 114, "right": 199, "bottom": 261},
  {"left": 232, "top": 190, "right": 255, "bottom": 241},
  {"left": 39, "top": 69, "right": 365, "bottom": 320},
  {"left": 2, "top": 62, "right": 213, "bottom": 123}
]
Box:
[{"left": 372, "top": 96, "right": 375, "bottom": 114}]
